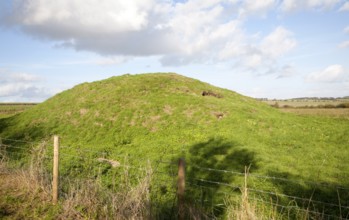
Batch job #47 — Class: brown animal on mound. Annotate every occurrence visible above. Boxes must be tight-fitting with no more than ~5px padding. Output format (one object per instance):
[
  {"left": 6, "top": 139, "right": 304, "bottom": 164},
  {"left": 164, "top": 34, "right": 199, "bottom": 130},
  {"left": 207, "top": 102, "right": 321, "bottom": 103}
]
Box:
[{"left": 202, "top": 91, "right": 223, "bottom": 98}]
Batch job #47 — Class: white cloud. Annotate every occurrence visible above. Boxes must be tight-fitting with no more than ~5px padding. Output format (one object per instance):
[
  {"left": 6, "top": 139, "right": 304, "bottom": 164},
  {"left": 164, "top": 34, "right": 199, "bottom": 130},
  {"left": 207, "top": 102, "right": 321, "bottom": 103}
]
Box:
[
  {"left": 0, "top": 83, "right": 29, "bottom": 97},
  {"left": 261, "top": 26, "right": 297, "bottom": 58},
  {"left": 1, "top": 0, "right": 298, "bottom": 69},
  {"left": 4, "top": 0, "right": 175, "bottom": 56},
  {"left": 281, "top": 0, "right": 341, "bottom": 12},
  {"left": 338, "top": 41, "right": 349, "bottom": 48},
  {"left": 277, "top": 65, "right": 297, "bottom": 78},
  {"left": 240, "top": 0, "right": 276, "bottom": 16},
  {"left": 243, "top": 54, "right": 263, "bottom": 68},
  {"left": 14, "top": 0, "right": 153, "bottom": 33},
  {"left": 215, "top": 25, "right": 297, "bottom": 73},
  {"left": 338, "top": 26, "right": 349, "bottom": 48},
  {"left": 0, "top": 71, "right": 52, "bottom": 101},
  {"left": 11, "top": 73, "right": 41, "bottom": 82},
  {"left": 0, "top": 72, "right": 41, "bottom": 83},
  {"left": 339, "top": 1, "right": 349, "bottom": 11},
  {"left": 95, "top": 56, "right": 131, "bottom": 66},
  {"left": 344, "top": 26, "right": 349, "bottom": 34},
  {"left": 306, "top": 64, "right": 348, "bottom": 83}
]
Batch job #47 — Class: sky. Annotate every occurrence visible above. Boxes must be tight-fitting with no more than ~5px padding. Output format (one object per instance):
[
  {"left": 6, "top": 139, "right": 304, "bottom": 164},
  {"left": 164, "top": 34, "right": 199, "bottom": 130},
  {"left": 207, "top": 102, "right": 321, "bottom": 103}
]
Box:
[{"left": 0, "top": 0, "right": 348, "bottom": 102}]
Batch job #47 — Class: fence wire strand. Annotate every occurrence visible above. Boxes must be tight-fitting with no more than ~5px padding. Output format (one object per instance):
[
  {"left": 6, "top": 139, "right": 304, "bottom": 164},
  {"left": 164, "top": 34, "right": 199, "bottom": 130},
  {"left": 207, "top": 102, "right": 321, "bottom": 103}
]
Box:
[
  {"left": 251, "top": 197, "right": 347, "bottom": 220},
  {"left": 191, "top": 164, "right": 349, "bottom": 190}
]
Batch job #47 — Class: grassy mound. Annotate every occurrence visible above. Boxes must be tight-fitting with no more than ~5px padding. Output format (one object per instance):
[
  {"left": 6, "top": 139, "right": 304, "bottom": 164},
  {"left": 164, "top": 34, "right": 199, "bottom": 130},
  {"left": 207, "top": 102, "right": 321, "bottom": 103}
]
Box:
[{"left": 1, "top": 73, "right": 349, "bottom": 218}]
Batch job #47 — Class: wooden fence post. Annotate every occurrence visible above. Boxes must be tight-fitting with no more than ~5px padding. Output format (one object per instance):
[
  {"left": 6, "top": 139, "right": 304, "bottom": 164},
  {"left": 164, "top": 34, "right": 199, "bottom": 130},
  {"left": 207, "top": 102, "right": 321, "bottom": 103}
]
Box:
[
  {"left": 177, "top": 158, "right": 185, "bottom": 220},
  {"left": 53, "top": 135, "right": 59, "bottom": 204}
]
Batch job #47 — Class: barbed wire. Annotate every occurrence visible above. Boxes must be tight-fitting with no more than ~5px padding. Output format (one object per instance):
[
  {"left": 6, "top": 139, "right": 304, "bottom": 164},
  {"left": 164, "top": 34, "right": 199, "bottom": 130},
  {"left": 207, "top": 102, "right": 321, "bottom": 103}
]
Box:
[
  {"left": 59, "top": 152, "right": 86, "bottom": 160},
  {"left": 1, "top": 145, "right": 31, "bottom": 151},
  {"left": 0, "top": 137, "right": 42, "bottom": 145},
  {"left": 62, "top": 146, "right": 114, "bottom": 155},
  {"left": 1, "top": 152, "right": 51, "bottom": 160},
  {"left": 190, "top": 164, "right": 349, "bottom": 190},
  {"left": 191, "top": 178, "right": 241, "bottom": 189},
  {"left": 248, "top": 188, "right": 349, "bottom": 209},
  {"left": 155, "top": 171, "right": 177, "bottom": 177},
  {"left": 187, "top": 177, "right": 349, "bottom": 210},
  {"left": 59, "top": 152, "right": 150, "bottom": 172},
  {"left": 186, "top": 182, "right": 235, "bottom": 196},
  {"left": 250, "top": 197, "right": 348, "bottom": 220},
  {"left": 155, "top": 160, "right": 177, "bottom": 165}
]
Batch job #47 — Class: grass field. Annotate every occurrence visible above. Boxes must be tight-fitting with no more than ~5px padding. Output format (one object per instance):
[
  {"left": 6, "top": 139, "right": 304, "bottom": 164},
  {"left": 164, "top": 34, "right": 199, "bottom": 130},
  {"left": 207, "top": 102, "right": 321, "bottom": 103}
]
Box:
[
  {"left": 1, "top": 73, "right": 349, "bottom": 219},
  {"left": 263, "top": 99, "right": 349, "bottom": 108},
  {"left": 281, "top": 108, "right": 349, "bottom": 118},
  {"left": 262, "top": 98, "right": 349, "bottom": 118},
  {"left": 0, "top": 103, "right": 37, "bottom": 118}
]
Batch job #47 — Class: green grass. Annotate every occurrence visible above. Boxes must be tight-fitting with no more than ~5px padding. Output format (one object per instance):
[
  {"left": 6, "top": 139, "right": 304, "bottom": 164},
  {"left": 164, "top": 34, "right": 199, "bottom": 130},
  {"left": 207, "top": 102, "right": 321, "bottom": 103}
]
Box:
[{"left": 1, "top": 73, "right": 349, "bottom": 218}]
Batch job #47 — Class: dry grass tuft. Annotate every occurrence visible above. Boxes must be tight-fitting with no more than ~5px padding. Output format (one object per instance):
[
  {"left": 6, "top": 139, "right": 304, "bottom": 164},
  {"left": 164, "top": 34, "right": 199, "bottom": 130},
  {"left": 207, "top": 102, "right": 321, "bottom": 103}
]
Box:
[
  {"left": 227, "top": 167, "right": 258, "bottom": 220},
  {"left": 225, "top": 167, "right": 278, "bottom": 220},
  {"left": 0, "top": 141, "right": 54, "bottom": 219},
  {"left": 58, "top": 161, "right": 153, "bottom": 219}
]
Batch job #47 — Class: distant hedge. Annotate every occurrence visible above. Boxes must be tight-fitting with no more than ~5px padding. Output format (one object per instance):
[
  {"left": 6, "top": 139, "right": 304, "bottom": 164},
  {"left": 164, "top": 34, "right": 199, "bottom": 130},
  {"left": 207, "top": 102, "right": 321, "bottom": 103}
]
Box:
[{"left": 271, "top": 102, "right": 349, "bottom": 109}]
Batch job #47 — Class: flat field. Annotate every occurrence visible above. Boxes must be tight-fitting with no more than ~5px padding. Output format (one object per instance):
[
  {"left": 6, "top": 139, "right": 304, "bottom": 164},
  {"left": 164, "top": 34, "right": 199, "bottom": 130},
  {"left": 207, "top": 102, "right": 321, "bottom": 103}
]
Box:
[
  {"left": 0, "top": 103, "right": 37, "bottom": 118},
  {"left": 280, "top": 108, "right": 349, "bottom": 118},
  {"left": 263, "top": 98, "right": 349, "bottom": 108},
  {"left": 262, "top": 98, "right": 349, "bottom": 118}
]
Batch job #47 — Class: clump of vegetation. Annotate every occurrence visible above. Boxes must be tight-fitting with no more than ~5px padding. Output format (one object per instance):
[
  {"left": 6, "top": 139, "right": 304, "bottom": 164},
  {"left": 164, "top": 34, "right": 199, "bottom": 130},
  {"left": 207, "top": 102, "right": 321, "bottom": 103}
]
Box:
[{"left": 336, "top": 103, "right": 349, "bottom": 108}]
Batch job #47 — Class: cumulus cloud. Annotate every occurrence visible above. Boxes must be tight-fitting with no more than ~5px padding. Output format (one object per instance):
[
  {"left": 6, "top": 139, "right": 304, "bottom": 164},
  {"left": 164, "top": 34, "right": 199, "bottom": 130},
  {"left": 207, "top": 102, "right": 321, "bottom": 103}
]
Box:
[
  {"left": 306, "top": 64, "right": 348, "bottom": 83},
  {"left": 95, "top": 56, "right": 131, "bottom": 66},
  {"left": 277, "top": 65, "right": 297, "bottom": 78},
  {"left": 9, "top": 0, "right": 153, "bottom": 33},
  {"left": 261, "top": 26, "right": 297, "bottom": 58},
  {"left": 338, "top": 1, "right": 349, "bottom": 11},
  {"left": 343, "top": 26, "right": 349, "bottom": 36},
  {"left": 0, "top": 72, "right": 41, "bottom": 84},
  {"left": 281, "top": 0, "right": 341, "bottom": 12},
  {"left": 338, "top": 26, "right": 349, "bottom": 48},
  {"left": 240, "top": 0, "right": 276, "bottom": 16},
  {"left": 1, "top": 0, "right": 300, "bottom": 68},
  {"left": 338, "top": 41, "right": 349, "bottom": 48},
  {"left": 217, "top": 26, "right": 297, "bottom": 71},
  {"left": 11, "top": 73, "right": 41, "bottom": 82},
  {"left": 0, "top": 72, "right": 52, "bottom": 101},
  {"left": 3, "top": 0, "right": 177, "bottom": 56}
]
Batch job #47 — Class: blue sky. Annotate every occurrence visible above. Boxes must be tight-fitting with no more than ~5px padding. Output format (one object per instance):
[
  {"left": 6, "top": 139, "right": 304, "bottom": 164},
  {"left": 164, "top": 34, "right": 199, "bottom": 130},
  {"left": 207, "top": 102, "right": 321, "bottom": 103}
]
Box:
[{"left": 0, "top": 0, "right": 348, "bottom": 102}]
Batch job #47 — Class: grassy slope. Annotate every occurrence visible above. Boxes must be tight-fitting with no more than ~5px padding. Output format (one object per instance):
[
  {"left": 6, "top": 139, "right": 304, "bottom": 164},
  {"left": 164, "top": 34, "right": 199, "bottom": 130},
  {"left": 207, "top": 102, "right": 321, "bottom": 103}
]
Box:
[{"left": 1, "top": 73, "right": 349, "bottom": 217}]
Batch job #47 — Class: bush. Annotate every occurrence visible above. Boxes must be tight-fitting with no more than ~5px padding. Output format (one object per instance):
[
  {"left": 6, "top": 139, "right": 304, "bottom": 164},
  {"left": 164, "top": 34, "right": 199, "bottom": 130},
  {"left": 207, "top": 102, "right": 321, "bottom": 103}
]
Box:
[{"left": 336, "top": 103, "right": 349, "bottom": 108}]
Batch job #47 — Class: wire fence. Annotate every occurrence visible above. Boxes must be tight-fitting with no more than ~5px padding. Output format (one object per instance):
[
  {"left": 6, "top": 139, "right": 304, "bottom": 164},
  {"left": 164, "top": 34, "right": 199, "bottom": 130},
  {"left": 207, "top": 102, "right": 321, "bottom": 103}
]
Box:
[{"left": 1, "top": 136, "right": 349, "bottom": 219}]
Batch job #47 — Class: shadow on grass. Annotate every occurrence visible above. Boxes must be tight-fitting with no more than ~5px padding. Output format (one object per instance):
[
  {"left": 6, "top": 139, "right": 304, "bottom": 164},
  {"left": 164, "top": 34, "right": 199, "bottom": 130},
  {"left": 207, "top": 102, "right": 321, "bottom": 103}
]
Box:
[
  {"left": 0, "top": 117, "right": 10, "bottom": 135},
  {"left": 183, "top": 137, "right": 259, "bottom": 218},
  {"left": 261, "top": 170, "right": 349, "bottom": 219},
  {"left": 0, "top": 115, "right": 49, "bottom": 165}
]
